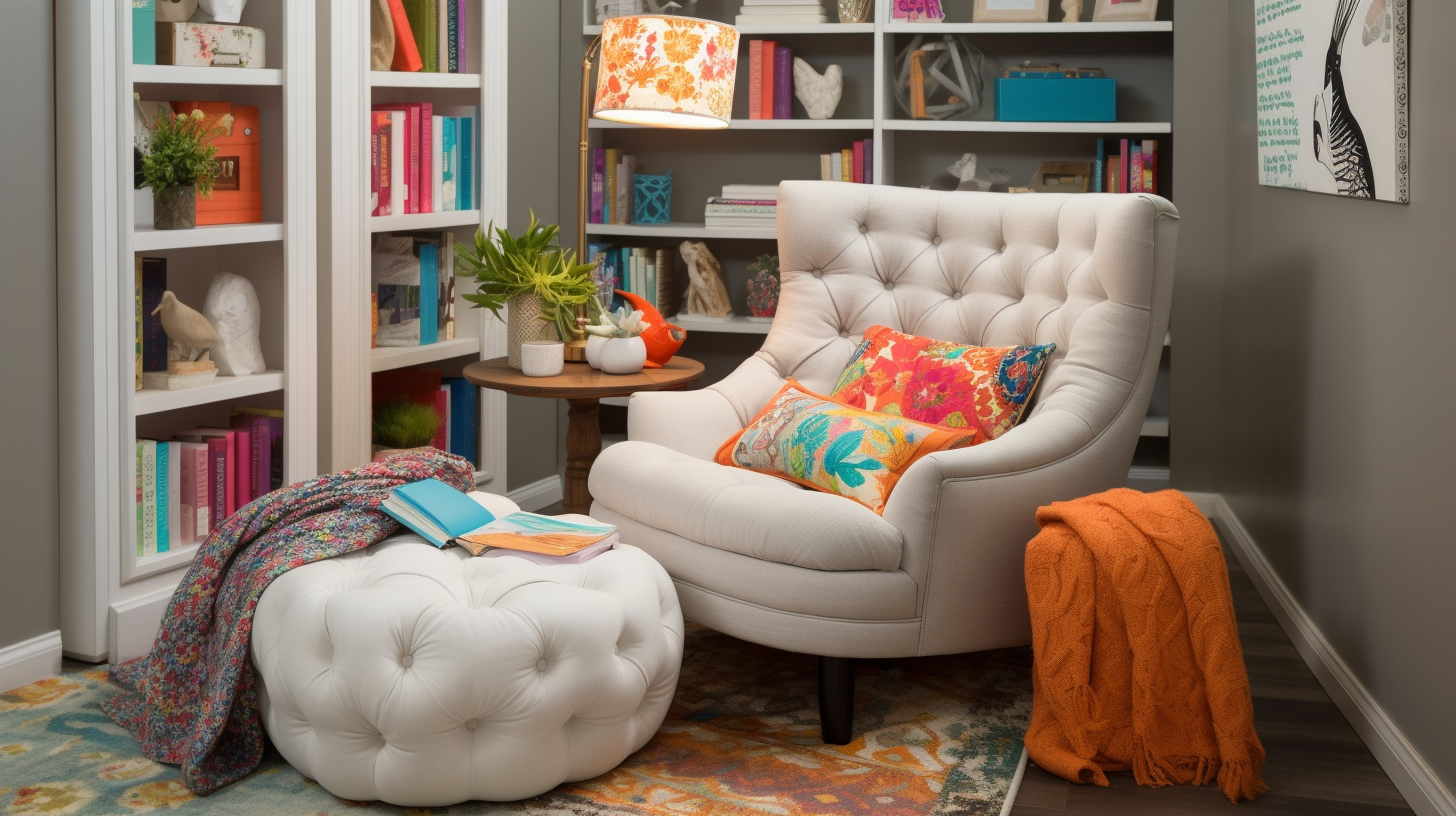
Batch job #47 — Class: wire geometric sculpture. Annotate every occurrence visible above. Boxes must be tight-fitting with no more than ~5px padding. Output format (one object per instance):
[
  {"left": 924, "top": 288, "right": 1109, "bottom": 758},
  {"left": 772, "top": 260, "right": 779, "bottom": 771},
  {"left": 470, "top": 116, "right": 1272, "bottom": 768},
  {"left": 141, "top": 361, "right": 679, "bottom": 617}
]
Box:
[{"left": 894, "top": 35, "right": 986, "bottom": 121}]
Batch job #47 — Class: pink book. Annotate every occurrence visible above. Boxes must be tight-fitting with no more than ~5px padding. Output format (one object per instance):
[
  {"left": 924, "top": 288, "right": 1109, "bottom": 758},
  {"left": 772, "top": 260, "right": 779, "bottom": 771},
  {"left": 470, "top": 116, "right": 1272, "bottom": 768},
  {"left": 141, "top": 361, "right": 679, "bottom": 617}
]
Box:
[
  {"left": 432, "top": 389, "right": 448, "bottom": 451},
  {"left": 207, "top": 437, "right": 228, "bottom": 522},
  {"left": 760, "top": 42, "right": 776, "bottom": 121},
  {"left": 376, "top": 103, "right": 422, "bottom": 213},
  {"left": 372, "top": 111, "right": 392, "bottom": 216},
  {"left": 233, "top": 429, "right": 251, "bottom": 508},
  {"left": 852, "top": 140, "right": 864, "bottom": 183},
  {"left": 1129, "top": 144, "right": 1143, "bottom": 193},
  {"left": 418, "top": 102, "right": 433, "bottom": 213},
  {"left": 1118, "top": 138, "right": 1130, "bottom": 193},
  {"left": 1142, "top": 139, "right": 1157, "bottom": 193},
  {"left": 748, "top": 40, "right": 763, "bottom": 120}
]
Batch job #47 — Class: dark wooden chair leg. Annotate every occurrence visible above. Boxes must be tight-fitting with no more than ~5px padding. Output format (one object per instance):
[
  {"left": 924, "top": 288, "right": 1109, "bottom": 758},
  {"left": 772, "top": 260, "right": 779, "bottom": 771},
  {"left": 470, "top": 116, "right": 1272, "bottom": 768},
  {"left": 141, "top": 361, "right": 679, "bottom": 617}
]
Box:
[{"left": 817, "top": 655, "right": 855, "bottom": 745}]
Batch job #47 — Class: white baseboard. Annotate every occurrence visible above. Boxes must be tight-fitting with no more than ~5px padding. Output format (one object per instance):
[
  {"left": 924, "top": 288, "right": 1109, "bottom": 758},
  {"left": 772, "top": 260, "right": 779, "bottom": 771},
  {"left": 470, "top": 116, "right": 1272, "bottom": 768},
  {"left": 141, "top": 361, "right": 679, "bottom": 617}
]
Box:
[
  {"left": 108, "top": 586, "right": 176, "bottom": 665},
  {"left": 1196, "top": 492, "right": 1456, "bottom": 816},
  {"left": 0, "top": 630, "right": 63, "bottom": 694},
  {"left": 507, "top": 475, "right": 563, "bottom": 513}
]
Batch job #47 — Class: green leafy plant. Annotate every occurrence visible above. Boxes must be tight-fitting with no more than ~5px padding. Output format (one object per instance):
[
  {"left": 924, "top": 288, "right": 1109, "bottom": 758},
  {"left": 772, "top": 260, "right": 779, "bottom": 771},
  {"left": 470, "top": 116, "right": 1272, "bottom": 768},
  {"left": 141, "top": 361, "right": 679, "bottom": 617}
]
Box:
[
  {"left": 456, "top": 211, "right": 600, "bottom": 340},
  {"left": 372, "top": 401, "right": 442, "bottom": 450},
  {"left": 138, "top": 103, "right": 233, "bottom": 195},
  {"left": 584, "top": 306, "right": 651, "bottom": 339},
  {"left": 746, "top": 254, "right": 780, "bottom": 279}
]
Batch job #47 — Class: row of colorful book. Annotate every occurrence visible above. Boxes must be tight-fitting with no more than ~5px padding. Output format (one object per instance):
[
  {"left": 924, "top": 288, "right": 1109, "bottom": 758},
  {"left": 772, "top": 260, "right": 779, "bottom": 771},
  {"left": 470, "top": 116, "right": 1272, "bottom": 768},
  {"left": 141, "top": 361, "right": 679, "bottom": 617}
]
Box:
[
  {"left": 134, "top": 407, "right": 283, "bottom": 557},
  {"left": 370, "top": 103, "right": 477, "bottom": 216},
  {"left": 818, "top": 141, "right": 874, "bottom": 183},
  {"left": 1095, "top": 138, "right": 1160, "bottom": 194},
  {"left": 372, "top": 231, "right": 458, "bottom": 348},
  {"left": 746, "top": 40, "right": 796, "bottom": 120},
  {"left": 380, "top": 0, "right": 470, "bottom": 73},
  {"left": 737, "top": 0, "right": 829, "bottom": 27},
  {"left": 588, "top": 149, "right": 642, "bottom": 225},
  {"left": 586, "top": 243, "right": 679, "bottom": 317},
  {"left": 703, "top": 183, "right": 779, "bottom": 229},
  {"left": 372, "top": 368, "right": 479, "bottom": 466}
]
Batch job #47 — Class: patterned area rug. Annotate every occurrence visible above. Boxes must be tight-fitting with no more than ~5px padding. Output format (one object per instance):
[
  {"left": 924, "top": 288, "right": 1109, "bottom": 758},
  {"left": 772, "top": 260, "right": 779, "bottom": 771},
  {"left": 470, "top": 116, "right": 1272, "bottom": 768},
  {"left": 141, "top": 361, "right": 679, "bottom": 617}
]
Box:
[{"left": 0, "top": 627, "right": 1031, "bottom": 815}]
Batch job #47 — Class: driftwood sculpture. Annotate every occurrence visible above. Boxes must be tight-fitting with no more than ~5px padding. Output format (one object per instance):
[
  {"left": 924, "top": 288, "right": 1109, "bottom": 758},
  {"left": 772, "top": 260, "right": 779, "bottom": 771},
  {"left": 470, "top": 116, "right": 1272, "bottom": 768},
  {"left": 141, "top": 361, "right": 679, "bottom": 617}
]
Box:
[{"left": 680, "top": 241, "right": 733, "bottom": 318}]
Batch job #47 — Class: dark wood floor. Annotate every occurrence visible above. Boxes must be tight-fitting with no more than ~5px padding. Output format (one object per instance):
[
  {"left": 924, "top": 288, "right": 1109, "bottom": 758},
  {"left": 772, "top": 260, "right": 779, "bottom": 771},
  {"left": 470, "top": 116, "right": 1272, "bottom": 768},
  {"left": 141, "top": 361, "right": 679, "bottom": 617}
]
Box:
[{"left": 1009, "top": 523, "right": 1415, "bottom": 815}]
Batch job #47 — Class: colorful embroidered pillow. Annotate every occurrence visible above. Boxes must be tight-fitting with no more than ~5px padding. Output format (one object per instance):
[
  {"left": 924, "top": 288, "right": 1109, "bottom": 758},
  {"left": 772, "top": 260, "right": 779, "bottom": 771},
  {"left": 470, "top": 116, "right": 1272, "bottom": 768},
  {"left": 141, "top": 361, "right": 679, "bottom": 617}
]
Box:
[
  {"left": 831, "top": 325, "right": 1054, "bottom": 439},
  {"left": 715, "top": 380, "right": 984, "bottom": 514}
]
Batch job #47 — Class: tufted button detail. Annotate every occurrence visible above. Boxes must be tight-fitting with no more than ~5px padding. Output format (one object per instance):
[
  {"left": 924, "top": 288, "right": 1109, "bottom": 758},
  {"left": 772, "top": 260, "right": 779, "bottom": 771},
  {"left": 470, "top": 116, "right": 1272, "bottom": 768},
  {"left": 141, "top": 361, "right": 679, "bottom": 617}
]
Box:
[
  {"left": 858, "top": 224, "right": 868, "bottom": 234},
  {"left": 1000, "top": 245, "right": 1008, "bottom": 253},
  {"left": 465, "top": 718, "right": 479, "bottom": 730},
  {"left": 613, "top": 644, "right": 620, "bottom": 654},
  {"left": 812, "top": 269, "right": 823, "bottom": 279},
  {"left": 952, "top": 292, "right": 963, "bottom": 300},
  {"left": 536, "top": 658, "right": 548, "bottom": 671},
  {"left": 932, "top": 236, "right": 942, "bottom": 246},
  {"left": 884, "top": 282, "right": 894, "bottom": 291},
  {"left": 400, "top": 654, "right": 413, "bottom": 668}
]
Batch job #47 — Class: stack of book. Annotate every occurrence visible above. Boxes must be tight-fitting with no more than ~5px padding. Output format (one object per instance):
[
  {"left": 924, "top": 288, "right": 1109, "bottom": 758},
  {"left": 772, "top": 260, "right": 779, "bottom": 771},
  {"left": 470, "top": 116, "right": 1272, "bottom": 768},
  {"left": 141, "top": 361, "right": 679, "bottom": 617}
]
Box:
[
  {"left": 372, "top": 231, "right": 457, "bottom": 349},
  {"left": 380, "top": 0, "right": 470, "bottom": 73},
  {"left": 704, "top": 184, "right": 779, "bottom": 228},
  {"left": 370, "top": 103, "right": 477, "bottom": 216},
  {"left": 1095, "top": 138, "right": 1159, "bottom": 194},
  {"left": 134, "top": 407, "right": 284, "bottom": 557},
  {"left": 372, "top": 368, "right": 479, "bottom": 465},
  {"left": 586, "top": 243, "right": 679, "bottom": 317},
  {"left": 746, "top": 41, "right": 794, "bottom": 120},
  {"left": 587, "top": 149, "right": 639, "bottom": 225},
  {"left": 737, "top": 0, "right": 829, "bottom": 25},
  {"left": 818, "top": 140, "right": 873, "bottom": 183}
]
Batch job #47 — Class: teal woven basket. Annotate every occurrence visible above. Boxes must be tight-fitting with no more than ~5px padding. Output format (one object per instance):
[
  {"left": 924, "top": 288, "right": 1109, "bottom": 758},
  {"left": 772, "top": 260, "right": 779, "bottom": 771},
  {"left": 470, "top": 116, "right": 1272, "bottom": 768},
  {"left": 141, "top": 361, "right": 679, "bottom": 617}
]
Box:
[{"left": 632, "top": 170, "right": 672, "bottom": 224}]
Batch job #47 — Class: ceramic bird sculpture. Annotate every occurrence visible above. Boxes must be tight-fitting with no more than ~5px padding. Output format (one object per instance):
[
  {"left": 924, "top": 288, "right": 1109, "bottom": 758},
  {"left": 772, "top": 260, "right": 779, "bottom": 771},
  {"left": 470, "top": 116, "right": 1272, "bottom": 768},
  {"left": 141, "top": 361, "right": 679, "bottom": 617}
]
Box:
[
  {"left": 151, "top": 291, "right": 221, "bottom": 363},
  {"left": 793, "top": 58, "right": 843, "bottom": 120},
  {"left": 1312, "top": 0, "right": 1375, "bottom": 198}
]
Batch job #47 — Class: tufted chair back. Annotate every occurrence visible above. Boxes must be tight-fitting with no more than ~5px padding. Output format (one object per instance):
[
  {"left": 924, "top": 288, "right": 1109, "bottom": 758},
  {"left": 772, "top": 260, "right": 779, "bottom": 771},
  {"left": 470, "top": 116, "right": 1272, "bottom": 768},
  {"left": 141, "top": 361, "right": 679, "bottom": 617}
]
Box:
[{"left": 715, "top": 182, "right": 1177, "bottom": 461}]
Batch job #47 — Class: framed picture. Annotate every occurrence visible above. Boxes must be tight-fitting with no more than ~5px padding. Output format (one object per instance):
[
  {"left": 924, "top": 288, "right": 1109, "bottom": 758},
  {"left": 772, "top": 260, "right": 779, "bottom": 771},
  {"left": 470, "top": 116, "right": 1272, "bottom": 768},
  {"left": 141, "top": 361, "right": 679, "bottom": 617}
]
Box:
[
  {"left": 1091, "top": 0, "right": 1159, "bottom": 23},
  {"left": 1033, "top": 162, "right": 1092, "bottom": 193},
  {"left": 893, "top": 0, "right": 947, "bottom": 22},
  {"left": 972, "top": 0, "right": 1050, "bottom": 23}
]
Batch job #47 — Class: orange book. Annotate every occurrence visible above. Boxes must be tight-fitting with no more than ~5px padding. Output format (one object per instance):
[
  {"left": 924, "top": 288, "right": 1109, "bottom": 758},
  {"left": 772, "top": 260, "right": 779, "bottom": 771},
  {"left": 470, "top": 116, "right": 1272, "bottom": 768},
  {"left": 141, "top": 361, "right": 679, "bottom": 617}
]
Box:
[
  {"left": 910, "top": 51, "right": 927, "bottom": 119},
  {"left": 387, "top": 0, "right": 424, "bottom": 72},
  {"left": 171, "top": 101, "right": 262, "bottom": 225},
  {"left": 760, "top": 41, "right": 776, "bottom": 121}
]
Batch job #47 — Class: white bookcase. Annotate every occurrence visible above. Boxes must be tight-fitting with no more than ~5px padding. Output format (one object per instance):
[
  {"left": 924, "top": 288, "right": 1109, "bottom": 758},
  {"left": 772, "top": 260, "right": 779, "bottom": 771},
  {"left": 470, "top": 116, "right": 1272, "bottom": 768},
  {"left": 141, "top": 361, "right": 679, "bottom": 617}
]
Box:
[
  {"left": 324, "top": 0, "right": 509, "bottom": 488},
  {"left": 580, "top": 0, "right": 1173, "bottom": 484},
  {"left": 56, "top": 0, "right": 317, "bottom": 661}
]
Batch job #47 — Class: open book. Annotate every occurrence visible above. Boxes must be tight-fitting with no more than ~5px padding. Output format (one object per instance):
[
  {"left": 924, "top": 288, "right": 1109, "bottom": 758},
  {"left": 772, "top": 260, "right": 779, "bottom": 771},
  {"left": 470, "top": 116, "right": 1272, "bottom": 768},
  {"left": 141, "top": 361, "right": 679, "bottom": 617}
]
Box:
[{"left": 380, "top": 478, "right": 617, "bottom": 564}]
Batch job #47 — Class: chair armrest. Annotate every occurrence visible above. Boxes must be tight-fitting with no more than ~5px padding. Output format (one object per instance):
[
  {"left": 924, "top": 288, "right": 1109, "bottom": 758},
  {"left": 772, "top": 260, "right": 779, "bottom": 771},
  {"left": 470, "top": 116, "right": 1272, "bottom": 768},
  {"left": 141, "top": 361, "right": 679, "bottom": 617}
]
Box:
[{"left": 627, "top": 388, "right": 743, "bottom": 461}]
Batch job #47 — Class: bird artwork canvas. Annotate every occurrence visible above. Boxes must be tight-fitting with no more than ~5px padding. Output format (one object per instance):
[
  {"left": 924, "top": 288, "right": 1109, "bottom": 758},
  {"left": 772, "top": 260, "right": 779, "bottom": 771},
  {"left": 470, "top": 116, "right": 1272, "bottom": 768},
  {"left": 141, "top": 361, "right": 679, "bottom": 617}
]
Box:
[{"left": 1254, "top": 0, "right": 1408, "bottom": 203}]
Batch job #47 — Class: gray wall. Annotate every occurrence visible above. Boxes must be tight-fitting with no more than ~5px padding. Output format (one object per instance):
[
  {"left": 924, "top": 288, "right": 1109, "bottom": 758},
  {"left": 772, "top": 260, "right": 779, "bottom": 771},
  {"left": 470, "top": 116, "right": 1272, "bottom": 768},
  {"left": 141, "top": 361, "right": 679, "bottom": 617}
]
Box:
[
  {"left": 1173, "top": 0, "right": 1456, "bottom": 794},
  {"left": 0, "top": 3, "right": 59, "bottom": 649},
  {"left": 506, "top": 1, "right": 567, "bottom": 490}
]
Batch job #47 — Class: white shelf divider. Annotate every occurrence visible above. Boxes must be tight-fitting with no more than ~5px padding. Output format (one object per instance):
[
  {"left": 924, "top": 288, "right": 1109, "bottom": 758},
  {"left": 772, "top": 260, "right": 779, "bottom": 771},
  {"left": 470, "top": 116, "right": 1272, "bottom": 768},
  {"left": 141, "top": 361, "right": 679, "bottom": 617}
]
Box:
[
  {"left": 133, "top": 370, "right": 286, "bottom": 416},
  {"left": 131, "top": 65, "right": 283, "bottom": 86},
  {"left": 883, "top": 21, "right": 1171, "bottom": 34},
  {"left": 584, "top": 23, "right": 875, "bottom": 35},
  {"left": 671, "top": 314, "right": 774, "bottom": 335},
  {"left": 368, "top": 210, "right": 483, "bottom": 234},
  {"left": 588, "top": 222, "right": 777, "bottom": 240},
  {"left": 368, "top": 70, "right": 482, "bottom": 89},
  {"left": 133, "top": 222, "right": 284, "bottom": 251},
  {"left": 591, "top": 118, "right": 874, "bottom": 130},
  {"left": 883, "top": 120, "right": 1172, "bottom": 133},
  {"left": 369, "top": 337, "right": 483, "bottom": 373}
]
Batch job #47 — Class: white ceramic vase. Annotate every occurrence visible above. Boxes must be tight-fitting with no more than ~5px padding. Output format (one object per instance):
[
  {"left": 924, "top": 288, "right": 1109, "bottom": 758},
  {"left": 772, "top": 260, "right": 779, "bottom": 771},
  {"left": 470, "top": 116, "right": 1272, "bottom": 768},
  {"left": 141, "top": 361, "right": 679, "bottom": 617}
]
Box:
[
  {"left": 585, "top": 334, "right": 607, "bottom": 369},
  {"left": 521, "top": 340, "right": 565, "bottom": 377},
  {"left": 599, "top": 336, "right": 646, "bottom": 374}
]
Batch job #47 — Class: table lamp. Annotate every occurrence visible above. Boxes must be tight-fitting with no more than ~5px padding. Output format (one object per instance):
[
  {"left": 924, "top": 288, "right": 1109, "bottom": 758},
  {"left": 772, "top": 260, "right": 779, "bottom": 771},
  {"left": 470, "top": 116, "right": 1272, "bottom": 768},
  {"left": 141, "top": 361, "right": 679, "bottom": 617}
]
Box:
[{"left": 568, "top": 15, "right": 739, "bottom": 358}]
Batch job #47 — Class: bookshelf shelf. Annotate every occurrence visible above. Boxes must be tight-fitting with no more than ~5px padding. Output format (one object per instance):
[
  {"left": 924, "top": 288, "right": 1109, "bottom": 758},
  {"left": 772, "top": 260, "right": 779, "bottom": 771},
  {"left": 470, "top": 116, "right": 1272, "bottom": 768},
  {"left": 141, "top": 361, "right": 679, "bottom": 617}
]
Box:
[
  {"left": 133, "top": 543, "right": 204, "bottom": 581},
  {"left": 369, "top": 71, "right": 483, "bottom": 89},
  {"left": 591, "top": 118, "right": 874, "bottom": 130},
  {"left": 588, "top": 222, "right": 777, "bottom": 240},
  {"left": 883, "top": 21, "right": 1171, "bottom": 33},
  {"left": 133, "top": 370, "right": 286, "bottom": 416},
  {"left": 671, "top": 314, "right": 774, "bottom": 335},
  {"left": 583, "top": 23, "right": 875, "bottom": 36},
  {"left": 882, "top": 120, "right": 1172, "bottom": 133},
  {"left": 133, "top": 222, "right": 285, "bottom": 251},
  {"left": 369, "top": 338, "right": 484, "bottom": 373},
  {"left": 131, "top": 65, "right": 284, "bottom": 86},
  {"left": 368, "top": 209, "right": 483, "bottom": 233}
]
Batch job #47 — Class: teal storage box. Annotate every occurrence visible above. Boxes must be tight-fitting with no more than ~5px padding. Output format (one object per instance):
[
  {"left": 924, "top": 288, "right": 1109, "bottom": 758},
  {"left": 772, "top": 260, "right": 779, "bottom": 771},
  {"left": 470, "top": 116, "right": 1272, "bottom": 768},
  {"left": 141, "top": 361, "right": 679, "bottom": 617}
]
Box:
[{"left": 994, "top": 77, "right": 1116, "bottom": 122}]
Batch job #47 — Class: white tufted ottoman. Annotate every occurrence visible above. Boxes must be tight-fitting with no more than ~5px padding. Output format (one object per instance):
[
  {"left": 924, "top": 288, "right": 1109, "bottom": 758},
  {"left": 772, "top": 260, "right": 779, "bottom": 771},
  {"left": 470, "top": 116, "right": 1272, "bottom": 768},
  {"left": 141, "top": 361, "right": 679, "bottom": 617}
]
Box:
[{"left": 250, "top": 494, "right": 684, "bottom": 807}]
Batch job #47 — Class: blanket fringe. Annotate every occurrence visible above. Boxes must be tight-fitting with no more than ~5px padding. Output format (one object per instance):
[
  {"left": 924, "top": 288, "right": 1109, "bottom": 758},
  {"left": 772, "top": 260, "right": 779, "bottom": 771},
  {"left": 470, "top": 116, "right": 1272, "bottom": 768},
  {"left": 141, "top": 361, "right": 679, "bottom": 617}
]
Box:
[{"left": 1217, "top": 759, "right": 1270, "bottom": 804}]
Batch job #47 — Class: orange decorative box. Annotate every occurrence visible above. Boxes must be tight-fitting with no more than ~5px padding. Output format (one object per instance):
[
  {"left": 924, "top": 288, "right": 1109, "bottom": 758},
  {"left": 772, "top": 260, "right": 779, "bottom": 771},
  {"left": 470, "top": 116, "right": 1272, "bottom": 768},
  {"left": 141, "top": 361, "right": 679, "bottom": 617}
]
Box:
[{"left": 170, "top": 100, "right": 262, "bottom": 225}]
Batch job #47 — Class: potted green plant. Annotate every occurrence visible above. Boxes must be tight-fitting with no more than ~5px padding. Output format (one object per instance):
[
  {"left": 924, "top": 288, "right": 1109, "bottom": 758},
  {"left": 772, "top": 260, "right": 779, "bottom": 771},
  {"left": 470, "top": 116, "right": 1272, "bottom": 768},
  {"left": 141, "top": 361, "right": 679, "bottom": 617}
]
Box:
[
  {"left": 584, "top": 306, "right": 651, "bottom": 374},
  {"left": 745, "top": 254, "right": 780, "bottom": 319},
  {"left": 456, "top": 212, "right": 599, "bottom": 370},
  {"left": 371, "top": 401, "right": 442, "bottom": 461},
  {"left": 138, "top": 102, "right": 233, "bottom": 230}
]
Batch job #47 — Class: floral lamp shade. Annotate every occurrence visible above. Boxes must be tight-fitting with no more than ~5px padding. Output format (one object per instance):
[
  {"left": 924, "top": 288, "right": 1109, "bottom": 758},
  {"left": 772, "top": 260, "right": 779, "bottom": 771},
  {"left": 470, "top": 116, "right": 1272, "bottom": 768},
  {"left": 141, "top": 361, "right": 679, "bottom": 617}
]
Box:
[{"left": 593, "top": 15, "right": 739, "bottom": 129}]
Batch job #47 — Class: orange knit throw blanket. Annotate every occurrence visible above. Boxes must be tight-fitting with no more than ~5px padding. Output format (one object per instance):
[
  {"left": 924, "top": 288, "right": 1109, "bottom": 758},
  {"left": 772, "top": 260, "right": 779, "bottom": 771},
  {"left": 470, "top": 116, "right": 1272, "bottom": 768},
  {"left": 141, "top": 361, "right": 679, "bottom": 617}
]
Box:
[{"left": 1024, "top": 488, "right": 1268, "bottom": 803}]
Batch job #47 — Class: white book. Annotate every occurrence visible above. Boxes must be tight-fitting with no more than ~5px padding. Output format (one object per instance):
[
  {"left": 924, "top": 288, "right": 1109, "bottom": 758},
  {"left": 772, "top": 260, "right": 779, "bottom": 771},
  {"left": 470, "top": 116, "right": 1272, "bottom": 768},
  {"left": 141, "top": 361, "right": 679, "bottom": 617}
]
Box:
[
  {"left": 389, "top": 111, "right": 406, "bottom": 213},
  {"left": 432, "top": 115, "right": 444, "bottom": 214},
  {"left": 739, "top": 5, "right": 827, "bottom": 13},
  {"left": 831, "top": 158, "right": 843, "bottom": 181},
  {"left": 820, "top": 154, "right": 832, "bottom": 180},
  {"left": 736, "top": 13, "right": 828, "bottom": 23},
  {"left": 166, "top": 441, "right": 181, "bottom": 553},
  {"left": 721, "top": 184, "right": 780, "bottom": 199},
  {"left": 743, "top": 0, "right": 823, "bottom": 5}
]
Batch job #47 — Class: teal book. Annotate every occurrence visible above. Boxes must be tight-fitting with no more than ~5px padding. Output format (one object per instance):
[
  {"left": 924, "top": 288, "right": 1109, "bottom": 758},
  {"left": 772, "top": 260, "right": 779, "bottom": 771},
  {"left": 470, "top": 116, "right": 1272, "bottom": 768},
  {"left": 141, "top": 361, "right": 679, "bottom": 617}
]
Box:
[
  {"left": 418, "top": 240, "right": 438, "bottom": 345},
  {"left": 457, "top": 115, "right": 473, "bottom": 210},
  {"left": 381, "top": 478, "right": 496, "bottom": 548},
  {"left": 441, "top": 118, "right": 457, "bottom": 212},
  {"left": 155, "top": 439, "right": 169, "bottom": 553},
  {"left": 132, "top": 0, "right": 156, "bottom": 65}
]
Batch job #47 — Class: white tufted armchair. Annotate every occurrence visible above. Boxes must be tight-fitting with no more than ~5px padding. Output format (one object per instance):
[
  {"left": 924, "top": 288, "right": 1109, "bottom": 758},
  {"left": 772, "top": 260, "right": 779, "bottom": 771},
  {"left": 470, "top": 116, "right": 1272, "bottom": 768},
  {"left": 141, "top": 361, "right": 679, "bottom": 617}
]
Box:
[{"left": 588, "top": 181, "right": 1178, "bottom": 743}]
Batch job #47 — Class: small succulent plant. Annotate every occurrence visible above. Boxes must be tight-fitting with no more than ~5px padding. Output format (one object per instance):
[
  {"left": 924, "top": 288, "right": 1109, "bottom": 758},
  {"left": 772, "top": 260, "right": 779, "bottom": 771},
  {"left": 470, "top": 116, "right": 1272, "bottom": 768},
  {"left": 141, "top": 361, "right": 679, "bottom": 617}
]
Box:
[{"left": 584, "top": 307, "right": 651, "bottom": 339}]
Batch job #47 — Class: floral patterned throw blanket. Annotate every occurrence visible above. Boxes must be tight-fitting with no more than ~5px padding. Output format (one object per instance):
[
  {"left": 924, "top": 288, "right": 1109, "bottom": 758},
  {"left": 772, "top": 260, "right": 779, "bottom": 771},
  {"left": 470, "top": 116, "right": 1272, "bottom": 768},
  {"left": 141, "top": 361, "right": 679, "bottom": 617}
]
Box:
[{"left": 101, "top": 449, "right": 475, "bottom": 795}]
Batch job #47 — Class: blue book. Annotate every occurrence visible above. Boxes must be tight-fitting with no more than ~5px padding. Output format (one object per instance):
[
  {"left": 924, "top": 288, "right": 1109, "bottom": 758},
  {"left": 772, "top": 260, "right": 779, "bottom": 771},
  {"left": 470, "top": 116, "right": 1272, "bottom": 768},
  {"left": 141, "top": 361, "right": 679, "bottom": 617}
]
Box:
[
  {"left": 132, "top": 0, "right": 156, "bottom": 65},
  {"left": 418, "top": 241, "right": 438, "bottom": 345},
  {"left": 382, "top": 478, "right": 497, "bottom": 548},
  {"left": 444, "top": 378, "right": 478, "bottom": 462},
  {"left": 441, "top": 118, "right": 457, "bottom": 211},
  {"left": 457, "top": 115, "right": 473, "bottom": 210},
  {"left": 1094, "top": 138, "right": 1105, "bottom": 193},
  {"left": 154, "top": 439, "right": 169, "bottom": 553}
]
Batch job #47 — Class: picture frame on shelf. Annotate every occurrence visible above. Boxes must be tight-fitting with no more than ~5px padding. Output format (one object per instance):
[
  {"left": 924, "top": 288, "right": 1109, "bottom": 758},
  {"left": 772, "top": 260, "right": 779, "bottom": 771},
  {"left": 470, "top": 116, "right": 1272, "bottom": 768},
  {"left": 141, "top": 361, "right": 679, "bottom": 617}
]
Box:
[
  {"left": 893, "top": 0, "right": 946, "bottom": 22},
  {"left": 1032, "top": 161, "right": 1092, "bottom": 192},
  {"left": 1091, "top": 0, "right": 1159, "bottom": 22},
  {"left": 972, "top": 0, "right": 1051, "bottom": 23}
]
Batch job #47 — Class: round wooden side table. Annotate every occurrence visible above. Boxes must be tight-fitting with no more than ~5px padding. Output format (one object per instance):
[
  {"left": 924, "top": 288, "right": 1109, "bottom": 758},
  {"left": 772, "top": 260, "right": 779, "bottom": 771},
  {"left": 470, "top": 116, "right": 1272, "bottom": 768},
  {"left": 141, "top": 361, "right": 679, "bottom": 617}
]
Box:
[{"left": 463, "top": 356, "right": 705, "bottom": 515}]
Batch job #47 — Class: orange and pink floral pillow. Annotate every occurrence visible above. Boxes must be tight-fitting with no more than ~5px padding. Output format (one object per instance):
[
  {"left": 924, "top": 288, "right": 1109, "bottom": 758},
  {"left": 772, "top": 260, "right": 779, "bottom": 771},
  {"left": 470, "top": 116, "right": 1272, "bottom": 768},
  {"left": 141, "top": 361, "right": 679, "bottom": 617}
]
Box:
[{"left": 831, "top": 325, "right": 1054, "bottom": 439}]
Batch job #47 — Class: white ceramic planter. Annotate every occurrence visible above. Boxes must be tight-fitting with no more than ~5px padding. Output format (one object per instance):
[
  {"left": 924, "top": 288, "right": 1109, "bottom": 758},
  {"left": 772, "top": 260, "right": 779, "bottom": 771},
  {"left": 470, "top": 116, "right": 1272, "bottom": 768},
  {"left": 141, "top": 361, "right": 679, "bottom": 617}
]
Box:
[
  {"left": 521, "top": 340, "right": 565, "bottom": 377},
  {"left": 599, "top": 336, "right": 647, "bottom": 374},
  {"left": 585, "top": 334, "right": 607, "bottom": 369}
]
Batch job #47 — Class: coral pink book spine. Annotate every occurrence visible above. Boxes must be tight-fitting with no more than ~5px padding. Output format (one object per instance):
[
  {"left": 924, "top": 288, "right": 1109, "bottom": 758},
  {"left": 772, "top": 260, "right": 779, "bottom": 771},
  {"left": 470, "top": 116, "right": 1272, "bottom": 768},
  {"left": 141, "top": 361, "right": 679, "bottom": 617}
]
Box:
[
  {"left": 852, "top": 140, "right": 864, "bottom": 183},
  {"left": 418, "top": 102, "right": 433, "bottom": 213},
  {"left": 760, "top": 42, "right": 776, "bottom": 121},
  {"left": 234, "top": 429, "right": 251, "bottom": 508}
]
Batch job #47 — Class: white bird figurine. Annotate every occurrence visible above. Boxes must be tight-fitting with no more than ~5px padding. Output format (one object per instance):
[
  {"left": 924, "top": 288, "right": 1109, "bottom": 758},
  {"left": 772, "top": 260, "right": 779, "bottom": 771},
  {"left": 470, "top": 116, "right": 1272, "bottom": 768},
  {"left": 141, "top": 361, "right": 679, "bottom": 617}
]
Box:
[
  {"left": 792, "top": 58, "right": 843, "bottom": 120},
  {"left": 151, "top": 291, "right": 221, "bottom": 363}
]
